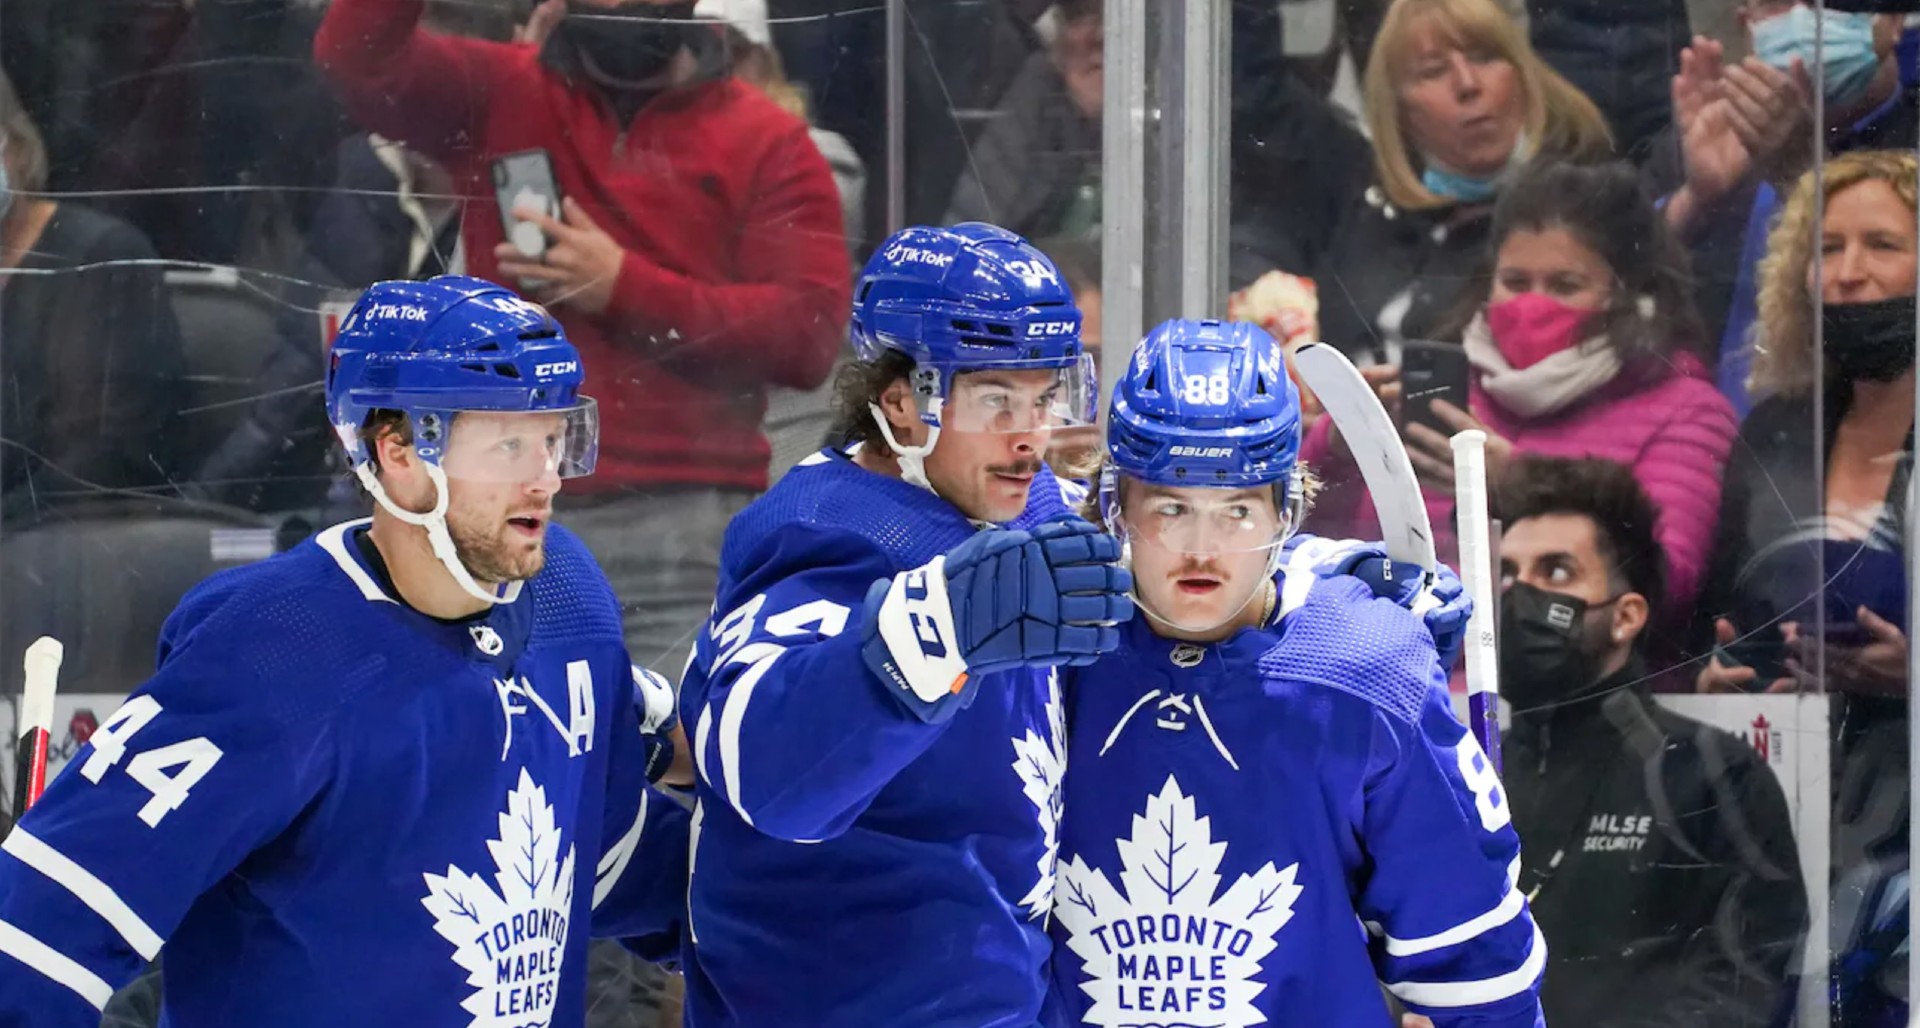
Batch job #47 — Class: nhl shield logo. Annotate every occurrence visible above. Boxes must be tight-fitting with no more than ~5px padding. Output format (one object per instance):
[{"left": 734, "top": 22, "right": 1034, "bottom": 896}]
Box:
[
  {"left": 1170, "top": 644, "right": 1205, "bottom": 669},
  {"left": 471, "top": 625, "right": 505, "bottom": 656}
]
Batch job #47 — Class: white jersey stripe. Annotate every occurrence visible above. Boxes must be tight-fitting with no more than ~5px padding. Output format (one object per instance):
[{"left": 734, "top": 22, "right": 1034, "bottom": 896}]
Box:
[
  {"left": 716, "top": 643, "right": 787, "bottom": 828},
  {"left": 593, "top": 790, "right": 649, "bottom": 909},
  {"left": 1381, "top": 886, "right": 1526, "bottom": 957},
  {"left": 0, "top": 917, "right": 114, "bottom": 1010},
  {"left": 1386, "top": 924, "right": 1547, "bottom": 1008},
  {"left": 2, "top": 828, "right": 162, "bottom": 959}
]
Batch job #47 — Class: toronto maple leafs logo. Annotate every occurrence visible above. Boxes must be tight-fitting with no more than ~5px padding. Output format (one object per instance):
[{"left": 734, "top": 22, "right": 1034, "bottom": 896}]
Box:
[
  {"left": 421, "top": 770, "right": 578, "bottom": 1028},
  {"left": 1013, "top": 671, "right": 1067, "bottom": 920},
  {"left": 1056, "top": 776, "right": 1303, "bottom": 1027}
]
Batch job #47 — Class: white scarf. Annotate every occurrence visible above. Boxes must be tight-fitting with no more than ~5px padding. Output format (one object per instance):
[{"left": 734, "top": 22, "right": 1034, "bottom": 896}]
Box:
[{"left": 1462, "top": 312, "right": 1623, "bottom": 420}]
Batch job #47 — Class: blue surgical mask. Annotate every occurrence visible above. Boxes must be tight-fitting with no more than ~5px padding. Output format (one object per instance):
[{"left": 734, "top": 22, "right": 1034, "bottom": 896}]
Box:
[
  {"left": 1752, "top": 5, "right": 1882, "bottom": 110},
  {"left": 1421, "top": 163, "right": 1500, "bottom": 204},
  {"left": 0, "top": 137, "right": 11, "bottom": 223},
  {"left": 1420, "top": 131, "right": 1529, "bottom": 205}
]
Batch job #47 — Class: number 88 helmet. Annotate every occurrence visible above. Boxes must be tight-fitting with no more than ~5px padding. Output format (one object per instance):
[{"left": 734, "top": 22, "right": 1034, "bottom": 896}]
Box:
[{"left": 1101, "top": 318, "right": 1305, "bottom": 630}]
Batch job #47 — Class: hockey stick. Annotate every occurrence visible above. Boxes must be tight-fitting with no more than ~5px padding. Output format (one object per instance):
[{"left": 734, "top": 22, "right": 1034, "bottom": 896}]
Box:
[
  {"left": 1292, "top": 343, "right": 1438, "bottom": 586},
  {"left": 1450, "top": 432, "right": 1502, "bottom": 774},
  {"left": 1292, "top": 344, "right": 1503, "bottom": 761},
  {"left": 12, "top": 637, "right": 63, "bottom": 817}
]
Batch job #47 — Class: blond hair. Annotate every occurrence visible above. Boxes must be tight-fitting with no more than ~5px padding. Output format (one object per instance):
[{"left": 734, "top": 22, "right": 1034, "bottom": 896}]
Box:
[
  {"left": 1362, "top": 0, "right": 1612, "bottom": 211},
  {"left": 1751, "top": 149, "right": 1920, "bottom": 397}
]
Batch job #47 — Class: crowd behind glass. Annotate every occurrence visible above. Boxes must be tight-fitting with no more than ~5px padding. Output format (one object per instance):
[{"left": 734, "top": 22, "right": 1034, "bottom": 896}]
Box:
[{"left": 0, "top": 0, "right": 1914, "bottom": 1024}]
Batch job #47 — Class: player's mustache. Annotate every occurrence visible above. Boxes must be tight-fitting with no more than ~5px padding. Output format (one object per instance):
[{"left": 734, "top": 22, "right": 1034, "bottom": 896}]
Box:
[{"left": 985, "top": 460, "right": 1044, "bottom": 476}]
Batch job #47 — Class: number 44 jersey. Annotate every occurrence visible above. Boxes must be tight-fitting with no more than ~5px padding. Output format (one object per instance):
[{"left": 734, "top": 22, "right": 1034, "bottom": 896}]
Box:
[
  {"left": 1047, "top": 574, "right": 1545, "bottom": 1028},
  {"left": 0, "top": 520, "right": 689, "bottom": 1028}
]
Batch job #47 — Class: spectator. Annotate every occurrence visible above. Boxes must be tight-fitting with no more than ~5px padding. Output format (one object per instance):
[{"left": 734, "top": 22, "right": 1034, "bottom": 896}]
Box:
[
  {"left": 943, "top": 0, "right": 1104, "bottom": 241},
  {"left": 1305, "top": 0, "right": 1613, "bottom": 358},
  {"left": 1527, "top": 0, "right": 1691, "bottom": 160},
  {"left": 695, "top": 0, "right": 866, "bottom": 265},
  {"left": 1694, "top": 152, "right": 1913, "bottom": 974},
  {"left": 1303, "top": 160, "right": 1738, "bottom": 632},
  {"left": 314, "top": 0, "right": 850, "bottom": 673},
  {"left": 1655, "top": 2, "right": 1915, "bottom": 411},
  {"left": 1496, "top": 454, "right": 1805, "bottom": 1028},
  {"left": 0, "top": 66, "right": 188, "bottom": 523},
  {"left": 945, "top": 1, "right": 1373, "bottom": 282}
]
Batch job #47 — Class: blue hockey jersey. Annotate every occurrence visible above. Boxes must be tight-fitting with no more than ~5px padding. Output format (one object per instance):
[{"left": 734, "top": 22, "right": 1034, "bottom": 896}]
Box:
[
  {"left": 680, "top": 447, "right": 1078, "bottom": 1028},
  {"left": 0, "top": 520, "right": 688, "bottom": 1028},
  {"left": 1048, "top": 573, "right": 1545, "bottom": 1028}
]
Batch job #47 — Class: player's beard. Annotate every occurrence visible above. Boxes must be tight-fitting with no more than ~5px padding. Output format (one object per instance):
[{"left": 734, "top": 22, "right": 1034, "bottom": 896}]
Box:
[{"left": 447, "top": 508, "right": 548, "bottom": 585}]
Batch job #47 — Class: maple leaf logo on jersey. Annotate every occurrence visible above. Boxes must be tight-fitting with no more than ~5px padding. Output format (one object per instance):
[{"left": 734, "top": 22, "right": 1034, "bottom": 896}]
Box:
[
  {"left": 1056, "top": 775, "right": 1304, "bottom": 1027},
  {"left": 421, "top": 770, "right": 578, "bottom": 1028},
  {"left": 1013, "top": 671, "right": 1067, "bottom": 920}
]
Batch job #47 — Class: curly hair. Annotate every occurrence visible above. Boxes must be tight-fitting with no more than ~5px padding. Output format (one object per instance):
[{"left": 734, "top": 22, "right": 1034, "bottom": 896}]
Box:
[
  {"left": 1751, "top": 149, "right": 1919, "bottom": 396},
  {"left": 1493, "top": 454, "right": 1666, "bottom": 612},
  {"left": 827, "top": 351, "right": 916, "bottom": 455}
]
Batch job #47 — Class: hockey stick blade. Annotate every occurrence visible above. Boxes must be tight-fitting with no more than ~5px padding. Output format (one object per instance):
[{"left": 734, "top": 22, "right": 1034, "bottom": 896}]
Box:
[
  {"left": 14, "top": 637, "right": 63, "bottom": 815},
  {"left": 1292, "top": 344, "right": 1438, "bottom": 574}
]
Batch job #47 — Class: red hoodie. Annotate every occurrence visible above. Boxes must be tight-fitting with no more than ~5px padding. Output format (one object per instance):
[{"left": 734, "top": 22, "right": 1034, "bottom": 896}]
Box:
[{"left": 315, "top": 0, "right": 849, "bottom": 493}]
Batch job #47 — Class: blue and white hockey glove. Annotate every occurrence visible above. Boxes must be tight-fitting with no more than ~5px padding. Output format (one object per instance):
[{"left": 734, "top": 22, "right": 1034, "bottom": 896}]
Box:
[
  {"left": 861, "top": 518, "right": 1133, "bottom": 724},
  {"left": 1286, "top": 534, "right": 1472, "bottom": 670},
  {"left": 632, "top": 664, "right": 679, "bottom": 784}
]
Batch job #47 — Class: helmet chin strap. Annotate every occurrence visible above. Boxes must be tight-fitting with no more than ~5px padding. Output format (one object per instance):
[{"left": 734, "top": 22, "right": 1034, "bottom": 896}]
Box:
[
  {"left": 868, "top": 401, "right": 941, "bottom": 496},
  {"left": 353, "top": 461, "right": 524, "bottom": 607}
]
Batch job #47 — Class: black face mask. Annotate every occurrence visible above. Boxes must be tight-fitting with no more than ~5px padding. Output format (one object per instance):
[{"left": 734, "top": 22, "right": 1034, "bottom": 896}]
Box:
[
  {"left": 1824, "top": 295, "right": 1918, "bottom": 383},
  {"left": 564, "top": 0, "right": 698, "bottom": 86},
  {"left": 1498, "top": 582, "right": 1619, "bottom": 713}
]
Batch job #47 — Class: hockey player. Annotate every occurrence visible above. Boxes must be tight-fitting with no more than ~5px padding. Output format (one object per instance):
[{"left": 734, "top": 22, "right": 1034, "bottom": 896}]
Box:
[
  {"left": 0, "top": 276, "right": 691, "bottom": 1027},
  {"left": 676, "top": 223, "right": 1134, "bottom": 1027},
  {"left": 1048, "top": 319, "right": 1545, "bottom": 1027}
]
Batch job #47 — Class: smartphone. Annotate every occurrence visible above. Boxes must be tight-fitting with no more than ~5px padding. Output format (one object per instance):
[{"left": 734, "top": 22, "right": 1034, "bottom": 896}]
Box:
[
  {"left": 492, "top": 149, "right": 563, "bottom": 262},
  {"left": 1398, "top": 339, "right": 1471, "bottom": 437}
]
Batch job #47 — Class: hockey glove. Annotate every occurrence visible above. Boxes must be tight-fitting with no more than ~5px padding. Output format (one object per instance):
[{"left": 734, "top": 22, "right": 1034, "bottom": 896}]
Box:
[
  {"left": 632, "top": 664, "right": 680, "bottom": 784},
  {"left": 1287, "top": 534, "right": 1472, "bottom": 670},
  {"left": 861, "top": 518, "right": 1133, "bottom": 723}
]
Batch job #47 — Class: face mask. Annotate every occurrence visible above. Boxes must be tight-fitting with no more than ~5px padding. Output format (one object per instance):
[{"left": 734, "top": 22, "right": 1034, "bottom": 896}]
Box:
[
  {"left": 1486, "top": 292, "right": 1601, "bottom": 370},
  {"left": 1498, "top": 582, "right": 1618, "bottom": 712},
  {"left": 564, "top": 0, "right": 698, "bottom": 85},
  {"left": 1420, "top": 131, "right": 1530, "bottom": 204},
  {"left": 1751, "top": 5, "right": 1882, "bottom": 111},
  {"left": 0, "top": 160, "right": 11, "bottom": 224},
  {"left": 1824, "top": 295, "right": 1918, "bottom": 382},
  {"left": 1422, "top": 164, "right": 1500, "bottom": 204}
]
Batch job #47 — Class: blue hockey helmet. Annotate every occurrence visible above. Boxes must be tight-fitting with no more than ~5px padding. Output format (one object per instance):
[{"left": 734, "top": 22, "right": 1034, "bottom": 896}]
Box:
[
  {"left": 327, "top": 275, "right": 597, "bottom": 475},
  {"left": 851, "top": 223, "right": 1096, "bottom": 436},
  {"left": 1106, "top": 318, "right": 1301, "bottom": 491},
  {"left": 1100, "top": 320, "right": 1305, "bottom": 633},
  {"left": 326, "top": 275, "right": 598, "bottom": 604}
]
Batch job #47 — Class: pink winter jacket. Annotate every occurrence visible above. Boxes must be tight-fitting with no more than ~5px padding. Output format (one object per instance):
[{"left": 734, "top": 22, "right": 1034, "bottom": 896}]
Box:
[{"left": 1298, "top": 351, "right": 1738, "bottom": 624}]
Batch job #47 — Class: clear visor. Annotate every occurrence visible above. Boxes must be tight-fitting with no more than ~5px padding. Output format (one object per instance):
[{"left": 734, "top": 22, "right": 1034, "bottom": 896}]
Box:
[
  {"left": 434, "top": 399, "right": 599, "bottom": 484},
  {"left": 931, "top": 354, "right": 1097, "bottom": 434},
  {"left": 1104, "top": 476, "right": 1294, "bottom": 556},
  {"left": 1101, "top": 472, "right": 1299, "bottom": 635}
]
